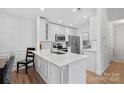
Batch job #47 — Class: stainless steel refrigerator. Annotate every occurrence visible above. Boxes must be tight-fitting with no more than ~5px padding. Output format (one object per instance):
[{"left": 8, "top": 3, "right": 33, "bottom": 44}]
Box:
[{"left": 68, "top": 36, "right": 80, "bottom": 54}]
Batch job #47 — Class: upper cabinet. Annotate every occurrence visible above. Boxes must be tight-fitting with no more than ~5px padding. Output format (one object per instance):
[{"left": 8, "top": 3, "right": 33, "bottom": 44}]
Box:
[
  {"left": 37, "top": 16, "right": 77, "bottom": 42},
  {"left": 89, "top": 16, "right": 97, "bottom": 41},
  {"left": 58, "top": 26, "right": 65, "bottom": 35},
  {"left": 37, "top": 18, "right": 47, "bottom": 41},
  {"left": 48, "top": 24, "right": 74, "bottom": 41},
  {"left": 48, "top": 24, "right": 65, "bottom": 41},
  {"left": 65, "top": 28, "right": 77, "bottom": 41},
  {"left": 48, "top": 24, "right": 56, "bottom": 41}
]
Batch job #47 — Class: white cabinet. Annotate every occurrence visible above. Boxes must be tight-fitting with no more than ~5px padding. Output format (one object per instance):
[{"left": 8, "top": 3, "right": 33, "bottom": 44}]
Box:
[
  {"left": 48, "top": 23, "right": 77, "bottom": 42},
  {"left": 89, "top": 16, "right": 97, "bottom": 41},
  {"left": 35, "top": 55, "right": 63, "bottom": 83},
  {"left": 34, "top": 52, "right": 87, "bottom": 84},
  {"left": 37, "top": 16, "right": 77, "bottom": 42},
  {"left": 84, "top": 51, "right": 96, "bottom": 73},
  {"left": 35, "top": 56, "right": 41, "bottom": 75},
  {"left": 48, "top": 24, "right": 65, "bottom": 41},
  {"left": 35, "top": 55, "right": 48, "bottom": 82},
  {"left": 65, "top": 28, "right": 76, "bottom": 41},
  {"left": 37, "top": 17, "right": 47, "bottom": 50},
  {"left": 65, "top": 28, "right": 70, "bottom": 41},
  {"left": 39, "top": 58, "right": 48, "bottom": 77},
  {"left": 48, "top": 24, "right": 56, "bottom": 41},
  {"left": 39, "top": 18, "right": 47, "bottom": 41},
  {"left": 48, "top": 63, "right": 61, "bottom": 83},
  {"left": 34, "top": 55, "right": 69, "bottom": 84},
  {"left": 59, "top": 26, "right": 65, "bottom": 35}
]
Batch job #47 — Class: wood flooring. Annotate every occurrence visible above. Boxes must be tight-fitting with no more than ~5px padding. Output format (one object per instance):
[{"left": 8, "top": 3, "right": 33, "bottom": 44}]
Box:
[
  {"left": 11, "top": 61, "right": 124, "bottom": 84},
  {"left": 12, "top": 67, "right": 45, "bottom": 84},
  {"left": 87, "top": 62, "right": 124, "bottom": 84}
]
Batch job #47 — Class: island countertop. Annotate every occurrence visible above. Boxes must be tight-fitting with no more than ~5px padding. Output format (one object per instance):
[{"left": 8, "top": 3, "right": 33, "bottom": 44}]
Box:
[{"left": 33, "top": 49, "right": 87, "bottom": 67}]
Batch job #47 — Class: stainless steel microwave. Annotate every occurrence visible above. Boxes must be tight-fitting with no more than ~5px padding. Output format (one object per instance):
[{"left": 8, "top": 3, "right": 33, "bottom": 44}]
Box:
[{"left": 55, "top": 34, "right": 65, "bottom": 42}]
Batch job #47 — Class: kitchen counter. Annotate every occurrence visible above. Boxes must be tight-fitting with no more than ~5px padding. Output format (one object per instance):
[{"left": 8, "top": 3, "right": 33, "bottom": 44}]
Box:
[
  {"left": 33, "top": 49, "right": 87, "bottom": 67},
  {"left": 33, "top": 49, "right": 87, "bottom": 84},
  {"left": 83, "top": 48, "right": 97, "bottom": 52},
  {"left": 83, "top": 48, "right": 97, "bottom": 73}
]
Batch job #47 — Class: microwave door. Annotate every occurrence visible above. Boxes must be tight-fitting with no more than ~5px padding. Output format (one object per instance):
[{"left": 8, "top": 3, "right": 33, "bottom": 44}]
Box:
[{"left": 55, "top": 34, "right": 65, "bottom": 41}]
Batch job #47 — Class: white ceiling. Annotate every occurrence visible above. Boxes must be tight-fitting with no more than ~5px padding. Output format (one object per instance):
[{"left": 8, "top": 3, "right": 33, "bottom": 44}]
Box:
[
  {"left": 0, "top": 8, "right": 96, "bottom": 28},
  {"left": 1, "top": 8, "right": 124, "bottom": 27},
  {"left": 0, "top": 8, "right": 40, "bottom": 18},
  {"left": 107, "top": 8, "right": 124, "bottom": 21},
  {"left": 40, "top": 8, "right": 96, "bottom": 28}
]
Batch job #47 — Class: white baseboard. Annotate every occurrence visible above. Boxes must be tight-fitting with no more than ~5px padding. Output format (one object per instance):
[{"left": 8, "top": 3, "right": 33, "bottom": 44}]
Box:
[{"left": 96, "top": 62, "right": 110, "bottom": 76}]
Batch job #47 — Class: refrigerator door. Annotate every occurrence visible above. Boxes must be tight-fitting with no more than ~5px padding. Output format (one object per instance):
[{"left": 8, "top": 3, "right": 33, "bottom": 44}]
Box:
[{"left": 68, "top": 36, "right": 80, "bottom": 54}]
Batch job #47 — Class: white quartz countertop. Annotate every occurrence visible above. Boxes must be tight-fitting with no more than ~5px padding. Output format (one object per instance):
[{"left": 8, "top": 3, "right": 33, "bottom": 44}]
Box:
[
  {"left": 33, "top": 49, "right": 87, "bottom": 67},
  {"left": 83, "top": 48, "right": 97, "bottom": 52}
]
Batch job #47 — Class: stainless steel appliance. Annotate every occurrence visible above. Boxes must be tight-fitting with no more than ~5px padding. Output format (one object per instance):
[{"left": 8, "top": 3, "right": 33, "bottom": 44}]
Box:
[
  {"left": 53, "top": 42, "right": 62, "bottom": 49},
  {"left": 68, "top": 36, "right": 80, "bottom": 54},
  {"left": 55, "top": 34, "right": 65, "bottom": 42}
]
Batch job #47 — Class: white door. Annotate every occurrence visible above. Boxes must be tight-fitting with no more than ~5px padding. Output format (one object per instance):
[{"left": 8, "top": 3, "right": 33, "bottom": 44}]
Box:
[{"left": 114, "top": 30, "right": 124, "bottom": 60}]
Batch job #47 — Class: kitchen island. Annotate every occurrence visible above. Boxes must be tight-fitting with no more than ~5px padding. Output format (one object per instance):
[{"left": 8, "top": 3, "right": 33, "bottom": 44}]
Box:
[{"left": 33, "top": 49, "right": 87, "bottom": 84}]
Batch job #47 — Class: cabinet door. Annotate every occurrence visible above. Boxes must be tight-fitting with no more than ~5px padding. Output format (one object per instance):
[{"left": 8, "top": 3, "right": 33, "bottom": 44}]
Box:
[
  {"left": 35, "top": 56, "right": 40, "bottom": 67},
  {"left": 84, "top": 51, "right": 96, "bottom": 72},
  {"left": 39, "top": 18, "right": 46, "bottom": 41},
  {"left": 48, "top": 63, "right": 61, "bottom": 84},
  {"left": 65, "top": 28, "right": 70, "bottom": 41},
  {"left": 65, "top": 28, "right": 74, "bottom": 41},
  {"left": 89, "top": 16, "right": 97, "bottom": 41},
  {"left": 48, "top": 24, "right": 65, "bottom": 41},
  {"left": 59, "top": 26, "right": 65, "bottom": 35},
  {"left": 48, "top": 24, "right": 56, "bottom": 41},
  {"left": 34, "top": 56, "right": 41, "bottom": 75},
  {"left": 40, "top": 58, "right": 48, "bottom": 77}
]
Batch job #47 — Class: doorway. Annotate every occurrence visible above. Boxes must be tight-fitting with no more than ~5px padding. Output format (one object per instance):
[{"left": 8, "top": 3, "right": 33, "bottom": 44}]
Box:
[{"left": 114, "top": 30, "right": 124, "bottom": 60}]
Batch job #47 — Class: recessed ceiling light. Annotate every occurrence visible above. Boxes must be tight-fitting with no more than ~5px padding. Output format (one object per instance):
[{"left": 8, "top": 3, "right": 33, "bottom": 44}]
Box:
[
  {"left": 59, "top": 20, "right": 62, "bottom": 23},
  {"left": 73, "top": 8, "right": 76, "bottom": 12},
  {"left": 40, "top": 8, "right": 44, "bottom": 11},
  {"left": 84, "top": 15, "right": 87, "bottom": 18},
  {"left": 70, "top": 24, "right": 73, "bottom": 26}
]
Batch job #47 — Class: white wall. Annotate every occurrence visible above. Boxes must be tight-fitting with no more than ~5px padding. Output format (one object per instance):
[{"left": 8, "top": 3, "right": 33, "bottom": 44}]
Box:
[
  {"left": 0, "top": 14, "right": 36, "bottom": 69},
  {"left": 96, "top": 9, "right": 111, "bottom": 75},
  {"left": 113, "top": 23, "right": 124, "bottom": 61}
]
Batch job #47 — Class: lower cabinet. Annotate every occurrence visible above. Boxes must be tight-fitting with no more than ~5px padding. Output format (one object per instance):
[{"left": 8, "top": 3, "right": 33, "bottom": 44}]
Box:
[
  {"left": 34, "top": 55, "right": 86, "bottom": 84},
  {"left": 48, "top": 63, "right": 61, "bottom": 83},
  {"left": 84, "top": 51, "right": 96, "bottom": 73},
  {"left": 34, "top": 56, "right": 68, "bottom": 84},
  {"left": 34, "top": 56, "right": 41, "bottom": 74},
  {"left": 35, "top": 56, "right": 48, "bottom": 82}
]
